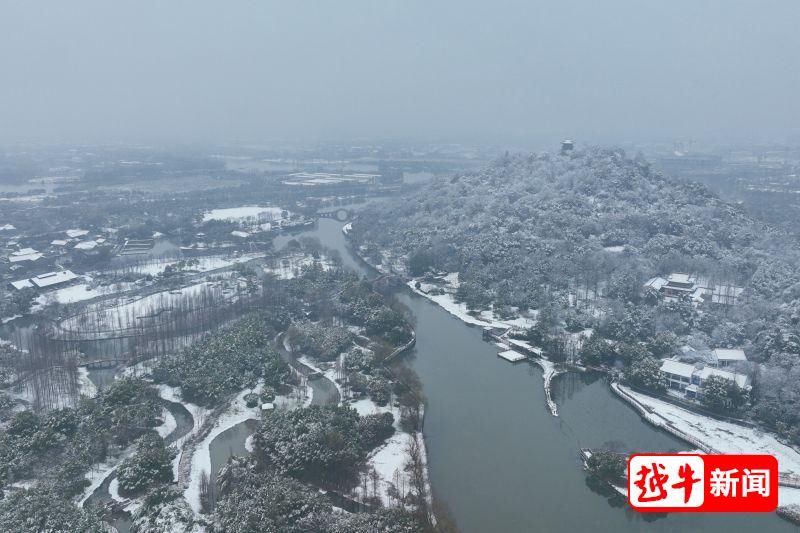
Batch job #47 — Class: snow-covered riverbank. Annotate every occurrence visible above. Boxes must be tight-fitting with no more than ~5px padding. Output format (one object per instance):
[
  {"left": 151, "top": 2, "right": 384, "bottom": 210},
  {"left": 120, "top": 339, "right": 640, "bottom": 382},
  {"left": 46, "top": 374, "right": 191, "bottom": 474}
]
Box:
[
  {"left": 406, "top": 276, "right": 537, "bottom": 331},
  {"left": 406, "top": 275, "right": 564, "bottom": 416},
  {"left": 613, "top": 382, "right": 800, "bottom": 513},
  {"left": 349, "top": 397, "right": 431, "bottom": 511}
]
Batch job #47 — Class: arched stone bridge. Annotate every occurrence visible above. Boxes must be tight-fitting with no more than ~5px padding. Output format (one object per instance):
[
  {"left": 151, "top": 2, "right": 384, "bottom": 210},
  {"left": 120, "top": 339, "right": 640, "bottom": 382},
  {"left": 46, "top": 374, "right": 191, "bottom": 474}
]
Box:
[{"left": 318, "top": 208, "right": 352, "bottom": 222}]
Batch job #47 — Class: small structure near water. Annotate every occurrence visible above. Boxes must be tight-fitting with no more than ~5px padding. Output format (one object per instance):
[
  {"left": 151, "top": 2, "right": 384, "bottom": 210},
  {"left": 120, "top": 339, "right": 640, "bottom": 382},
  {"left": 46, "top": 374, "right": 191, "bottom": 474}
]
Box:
[{"left": 498, "top": 349, "right": 526, "bottom": 363}]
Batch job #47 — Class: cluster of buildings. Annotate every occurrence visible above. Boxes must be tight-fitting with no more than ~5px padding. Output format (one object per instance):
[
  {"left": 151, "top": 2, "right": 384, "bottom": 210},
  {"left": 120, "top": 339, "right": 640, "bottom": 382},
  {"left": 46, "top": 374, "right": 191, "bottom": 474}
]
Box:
[
  {"left": 644, "top": 273, "right": 744, "bottom": 306},
  {"left": 659, "top": 348, "right": 750, "bottom": 402},
  {"left": 2, "top": 227, "right": 116, "bottom": 298}
]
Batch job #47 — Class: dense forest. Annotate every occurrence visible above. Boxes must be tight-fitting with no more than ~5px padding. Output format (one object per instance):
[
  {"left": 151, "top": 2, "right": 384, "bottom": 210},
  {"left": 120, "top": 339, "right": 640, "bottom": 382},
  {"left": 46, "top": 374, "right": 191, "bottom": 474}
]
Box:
[{"left": 352, "top": 148, "right": 800, "bottom": 442}]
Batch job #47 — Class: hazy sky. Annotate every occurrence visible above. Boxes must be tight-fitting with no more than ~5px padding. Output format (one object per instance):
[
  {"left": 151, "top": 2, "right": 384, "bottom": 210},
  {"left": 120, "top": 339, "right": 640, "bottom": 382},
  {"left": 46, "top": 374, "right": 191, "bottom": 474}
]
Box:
[{"left": 1, "top": 1, "right": 799, "bottom": 146}]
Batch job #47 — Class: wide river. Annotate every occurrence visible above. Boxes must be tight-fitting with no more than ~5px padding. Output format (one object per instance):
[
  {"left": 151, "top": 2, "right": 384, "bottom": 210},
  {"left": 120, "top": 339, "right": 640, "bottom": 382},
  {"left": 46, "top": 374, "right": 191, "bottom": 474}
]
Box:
[{"left": 287, "top": 218, "right": 793, "bottom": 533}]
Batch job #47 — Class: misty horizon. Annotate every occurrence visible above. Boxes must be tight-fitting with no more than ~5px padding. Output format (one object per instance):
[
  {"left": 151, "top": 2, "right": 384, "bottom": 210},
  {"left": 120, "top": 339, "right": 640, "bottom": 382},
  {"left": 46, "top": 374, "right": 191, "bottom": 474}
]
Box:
[{"left": 1, "top": 1, "right": 799, "bottom": 146}]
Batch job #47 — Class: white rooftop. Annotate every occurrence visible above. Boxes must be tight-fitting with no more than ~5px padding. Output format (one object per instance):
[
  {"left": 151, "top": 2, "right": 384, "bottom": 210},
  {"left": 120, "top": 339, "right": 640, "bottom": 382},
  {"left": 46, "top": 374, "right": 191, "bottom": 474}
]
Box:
[
  {"left": 30, "top": 270, "right": 79, "bottom": 288},
  {"left": 9, "top": 252, "right": 43, "bottom": 263},
  {"left": 712, "top": 348, "right": 747, "bottom": 362},
  {"left": 498, "top": 349, "right": 526, "bottom": 362},
  {"left": 697, "top": 365, "right": 749, "bottom": 389},
  {"left": 51, "top": 239, "right": 68, "bottom": 246},
  {"left": 667, "top": 273, "right": 694, "bottom": 284},
  {"left": 12, "top": 247, "right": 37, "bottom": 256},
  {"left": 74, "top": 240, "right": 98, "bottom": 250},
  {"left": 0, "top": 224, "right": 15, "bottom": 231},
  {"left": 66, "top": 229, "right": 89, "bottom": 238},
  {"left": 660, "top": 359, "right": 695, "bottom": 378},
  {"left": 10, "top": 279, "right": 33, "bottom": 290},
  {"left": 644, "top": 277, "right": 667, "bottom": 291}
]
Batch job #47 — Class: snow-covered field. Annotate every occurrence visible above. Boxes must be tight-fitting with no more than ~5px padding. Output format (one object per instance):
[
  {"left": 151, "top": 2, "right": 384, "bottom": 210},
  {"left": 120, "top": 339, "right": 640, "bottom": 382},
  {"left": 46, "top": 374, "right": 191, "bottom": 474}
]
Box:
[
  {"left": 33, "top": 279, "right": 136, "bottom": 308},
  {"left": 202, "top": 206, "right": 285, "bottom": 223},
  {"left": 264, "top": 253, "right": 334, "bottom": 280},
  {"left": 113, "top": 253, "right": 267, "bottom": 277},
  {"left": 349, "top": 397, "right": 420, "bottom": 507},
  {"left": 59, "top": 280, "right": 225, "bottom": 334}
]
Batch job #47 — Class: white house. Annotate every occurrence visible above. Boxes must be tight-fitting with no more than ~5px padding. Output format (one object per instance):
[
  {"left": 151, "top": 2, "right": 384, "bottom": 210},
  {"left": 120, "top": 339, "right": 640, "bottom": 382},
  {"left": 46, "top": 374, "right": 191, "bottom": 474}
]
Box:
[
  {"left": 659, "top": 358, "right": 749, "bottom": 401},
  {"left": 710, "top": 348, "right": 747, "bottom": 368}
]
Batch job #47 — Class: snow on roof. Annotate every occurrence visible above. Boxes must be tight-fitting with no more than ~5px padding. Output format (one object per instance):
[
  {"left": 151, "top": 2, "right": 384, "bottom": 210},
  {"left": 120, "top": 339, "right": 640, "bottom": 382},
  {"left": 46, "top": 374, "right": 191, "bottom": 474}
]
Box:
[
  {"left": 9, "top": 252, "right": 42, "bottom": 263},
  {"left": 74, "top": 240, "right": 98, "bottom": 250},
  {"left": 66, "top": 229, "right": 89, "bottom": 238},
  {"left": 660, "top": 359, "right": 695, "bottom": 378},
  {"left": 498, "top": 349, "right": 526, "bottom": 362},
  {"left": 697, "top": 366, "right": 749, "bottom": 389},
  {"left": 712, "top": 348, "right": 747, "bottom": 362},
  {"left": 644, "top": 277, "right": 667, "bottom": 290},
  {"left": 691, "top": 287, "right": 707, "bottom": 302},
  {"left": 12, "top": 247, "right": 37, "bottom": 256},
  {"left": 30, "top": 270, "right": 79, "bottom": 288},
  {"left": 667, "top": 273, "right": 694, "bottom": 284},
  {"left": 0, "top": 224, "right": 15, "bottom": 231},
  {"left": 10, "top": 279, "right": 33, "bottom": 290},
  {"left": 51, "top": 239, "right": 68, "bottom": 246},
  {"left": 230, "top": 230, "right": 250, "bottom": 238}
]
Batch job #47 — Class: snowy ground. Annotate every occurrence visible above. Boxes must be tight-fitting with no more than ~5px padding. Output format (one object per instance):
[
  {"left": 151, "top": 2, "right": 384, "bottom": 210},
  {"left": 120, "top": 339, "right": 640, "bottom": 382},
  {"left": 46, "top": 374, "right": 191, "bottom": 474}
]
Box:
[
  {"left": 407, "top": 275, "right": 537, "bottom": 330},
  {"left": 155, "top": 384, "right": 211, "bottom": 482},
  {"left": 33, "top": 279, "right": 136, "bottom": 308},
  {"left": 349, "top": 397, "right": 419, "bottom": 507},
  {"left": 531, "top": 357, "right": 562, "bottom": 417},
  {"left": 297, "top": 354, "right": 345, "bottom": 402},
  {"left": 616, "top": 383, "right": 800, "bottom": 508},
  {"left": 202, "top": 206, "right": 285, "bottom": 223},
  {"left": 112, "top": 253, "right": 267, "bottom": 277},
  {"left": 77, "top": 367, "right": 98, "bottom": 398},
  {"left": 617, "top": 384, "right": 800, "bottom": 475},
  {"left": 183, "top": 386, "right": 263, "bottom": 514},
  {"left": 59, "top": 280, "right": 225, "bottom": 334},
  {"left": 263, "top": 253, "right": 334, "bottom": 280},
  {"left": 156, "top": 407, "right": 178, "bottom": 439},
  {"left": 77, "top": 447, "right": 136, "bottom": 507},
  {"left": 109, "top": 478, "right": 143, "bottom": 515}
]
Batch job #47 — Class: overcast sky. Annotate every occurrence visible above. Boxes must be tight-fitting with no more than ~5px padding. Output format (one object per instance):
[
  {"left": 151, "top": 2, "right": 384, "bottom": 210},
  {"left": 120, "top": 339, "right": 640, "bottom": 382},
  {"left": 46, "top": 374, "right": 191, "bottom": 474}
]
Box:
[{"left": 1, "top": 1, "right": 798, "bottom": 146}]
